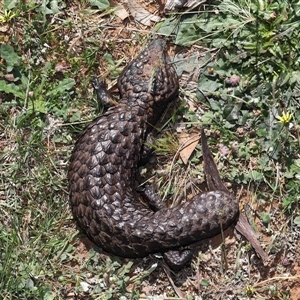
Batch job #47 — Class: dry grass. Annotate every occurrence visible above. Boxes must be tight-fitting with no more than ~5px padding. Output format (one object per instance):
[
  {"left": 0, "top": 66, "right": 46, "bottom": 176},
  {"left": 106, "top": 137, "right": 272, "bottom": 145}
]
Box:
[{"left": 0, "top": 0, "right": 299, "bottom": 299}]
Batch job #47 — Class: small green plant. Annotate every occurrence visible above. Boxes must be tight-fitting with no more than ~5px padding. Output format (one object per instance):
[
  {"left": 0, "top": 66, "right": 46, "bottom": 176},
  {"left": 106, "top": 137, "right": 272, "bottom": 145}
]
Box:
[
  {"left": 260, "top": 211, "right": 271, "bottom": 225},
  {"left": 159, "top": 0, "right": 300, "bottom": 212},
  {"left": 76, "top": 250, "right": 136, "bottom": 298},
  {"left": 0, "top": 9, "right": 16, "bottom": 23},
  {"left": 245, "top": 285, "right": 256, "bottom": 297},
  {"left": 151, "top": 132, "right": 179, "bottom": 156},
  {"left": 0, "top": 1, "right": 117, "bottom": 299},
  {"left": 0, "top": 0, "right": 299, "bottom": 298}
]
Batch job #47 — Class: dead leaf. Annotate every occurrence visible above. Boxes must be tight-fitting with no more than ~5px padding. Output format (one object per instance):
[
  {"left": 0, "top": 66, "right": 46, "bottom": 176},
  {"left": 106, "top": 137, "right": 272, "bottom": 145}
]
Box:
[
  {"left": 4, "top": 74, "right": 14, "bottom": 82},
  {"left": 126, "top": 0, "right": 161, "bottom": 26},
  {"left": 110, "top": 1, "right": 129, "bottom": 20},
  {"left": 55, "top": 62, "right": 70, "bottom": 73},
  {"left": 235, "top": 213, "right": 269, "bottom": 263},
  {"left": 178, "top": 133, "right": 200, "bottom": 164},
  {"left": 0, "top": 24, "right": 9, "bottom": 33}
]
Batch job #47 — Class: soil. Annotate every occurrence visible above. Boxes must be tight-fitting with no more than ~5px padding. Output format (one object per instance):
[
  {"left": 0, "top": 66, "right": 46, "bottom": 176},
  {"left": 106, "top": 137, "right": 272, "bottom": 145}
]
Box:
[{"left": 60, "top": 1, "right": 300, "bottom": 298}]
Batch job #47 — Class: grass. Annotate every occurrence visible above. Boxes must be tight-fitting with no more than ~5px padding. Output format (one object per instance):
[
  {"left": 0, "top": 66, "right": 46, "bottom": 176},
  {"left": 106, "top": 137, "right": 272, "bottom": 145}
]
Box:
[
  {"left": 158, "top": 0, "right": 300, "bottom": 210},
  {"left": 0, "top": 0, "right": 299, "bottom": 299}
]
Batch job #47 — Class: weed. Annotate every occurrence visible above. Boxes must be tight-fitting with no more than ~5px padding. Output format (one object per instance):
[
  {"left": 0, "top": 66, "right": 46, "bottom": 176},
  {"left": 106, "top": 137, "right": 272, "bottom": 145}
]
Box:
[
  {"left": 159, "top": 0, "right": 300, "bottom": 210},
  {"left": 1, "top": 0, "right": 299, "bottom": 298},
  {"left": 0, "top": 1, "right": 116, "bottom": 299},
  {"left": 0, "top": 10, "right": 16, "bottom": 23}
]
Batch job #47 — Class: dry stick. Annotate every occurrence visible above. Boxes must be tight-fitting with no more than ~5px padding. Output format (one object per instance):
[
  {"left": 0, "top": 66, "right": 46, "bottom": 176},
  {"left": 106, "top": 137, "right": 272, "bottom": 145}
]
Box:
[
  {"left": 163, "top": 264, "right": 185, "bottom": 299},
  {"left": 201, "top": 129, "right": 268, "bottom": 263},
  {"left": 253, "top": 275, "right": 300, "bottom": 287}
]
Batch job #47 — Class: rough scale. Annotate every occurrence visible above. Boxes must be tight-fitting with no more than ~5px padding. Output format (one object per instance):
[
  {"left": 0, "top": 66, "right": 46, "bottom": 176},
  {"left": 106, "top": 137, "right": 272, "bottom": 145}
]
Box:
[{"left": 68, "top": 39, "right": 239, "bottom": 269}]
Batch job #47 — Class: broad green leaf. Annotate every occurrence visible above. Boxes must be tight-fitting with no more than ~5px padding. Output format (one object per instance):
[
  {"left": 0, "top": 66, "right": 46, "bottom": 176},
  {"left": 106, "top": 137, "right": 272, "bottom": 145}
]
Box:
[
  {"left": 4, "top": 0, "right": 18, "bottom": 9},
  {"left": 201, "top": 111, "right": 215, "bottom": 125},
  {"left": 49, "top": 0, "right": 62, "bottom": 14},
  {"left": 0, "top": 44, "right": 21, "bottom": 72},
  {"left": 198, "top": 75, "right": 220, "bottom": 93},
  {"left": 223, "top": 104, "right": 241, "bottom": 122},
  {"left": 88, "top": 0, "right": 110, "bottom": 10},
  {"left": 0, "top": 80, "right": 25, "bottom": 99},
  {"left": 175, "top": 14, "right": 203, "bottom": 46},
  {"left": 260, "top": 212, "right": 271, "bottom": 224},
  {"left": 174, "top": 53, "right": 207, "bottom": 77},
  {"left": 103, "top": 53, "right": 115, "bottom": 66},
  {"left": 36, "top": 0, "right": 55, "bottom": 15},
  {"left": 249, "top": 170, "right": 263, "bottom": 181},
  {"left": 242, "top": 41, "right": 257, "bottom": 50},
  {"left": 33, "top": 96, "right": 47, "bottom": 114},
  {"left": 207, "top": 98, "right": 222, "bottom": 111},
  {"left": 69, "top": 111, "right": 81, "bottom": 122},
  {"left": 156, "top": 17, "right": 179, "bottom": 36},
  {"left": 290, "top": 71, "right": 300, "bottom": 85},
  {"left": 46, "top": 78, "right": 75, "bottom": 96},
  {"left": 43, "top": 292, "right": 56, "bottom": 300},
  {"left": 284, "top": 159, "right": 300, "bottom": 179}
]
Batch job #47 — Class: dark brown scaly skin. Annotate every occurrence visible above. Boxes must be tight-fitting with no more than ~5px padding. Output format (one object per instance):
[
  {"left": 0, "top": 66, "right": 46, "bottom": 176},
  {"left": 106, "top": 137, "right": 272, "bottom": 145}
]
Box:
[{"left": 68, "top": 39, "right": 239, "bottom": 269}]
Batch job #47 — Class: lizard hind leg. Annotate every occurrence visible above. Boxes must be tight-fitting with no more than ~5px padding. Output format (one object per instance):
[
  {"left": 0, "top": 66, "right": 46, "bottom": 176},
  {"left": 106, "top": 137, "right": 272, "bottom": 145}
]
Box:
[{"left": 142, "top": 184, "right": 193, "bottom": 271}]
